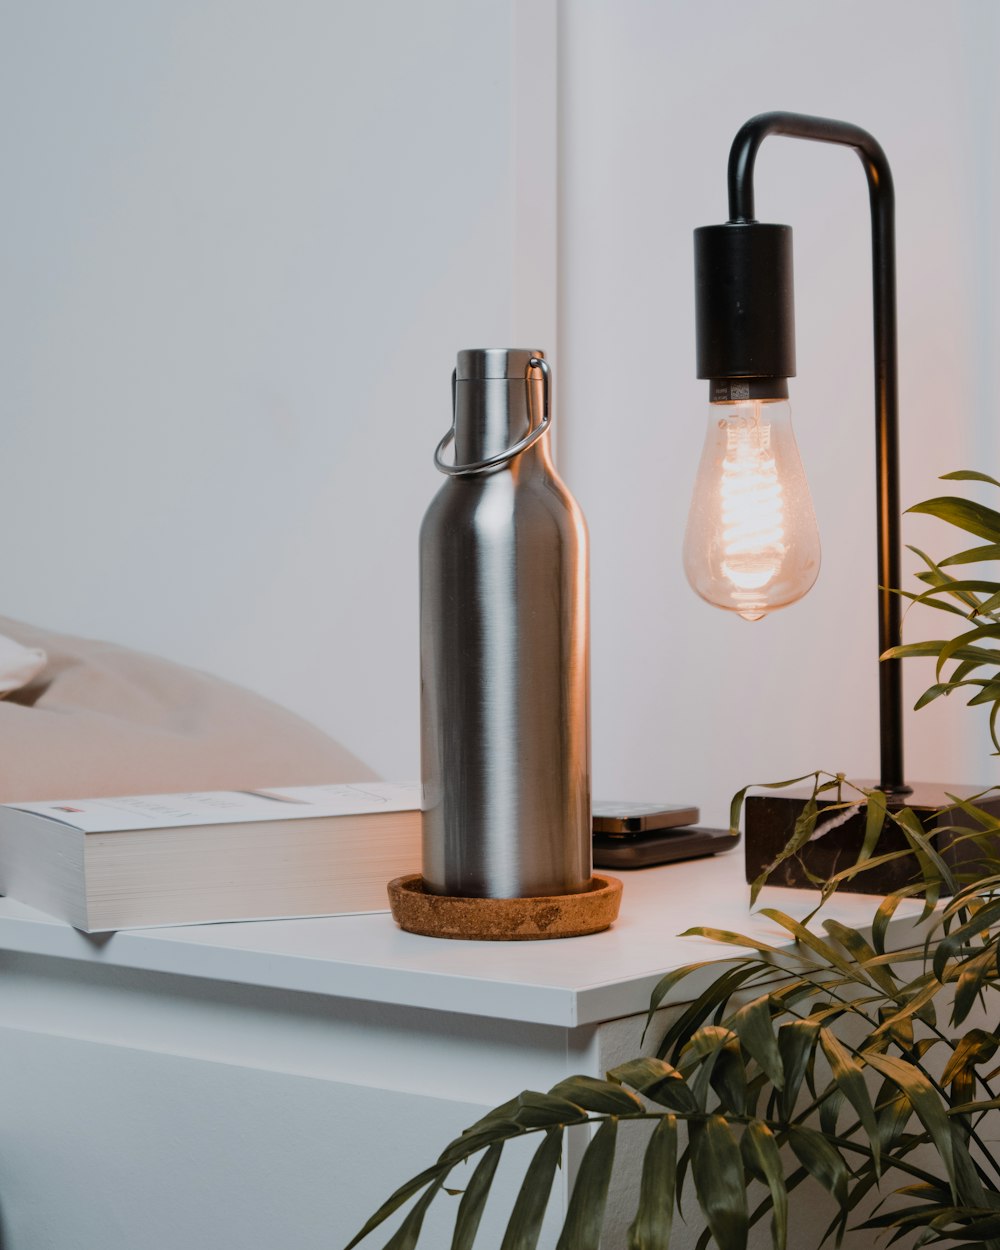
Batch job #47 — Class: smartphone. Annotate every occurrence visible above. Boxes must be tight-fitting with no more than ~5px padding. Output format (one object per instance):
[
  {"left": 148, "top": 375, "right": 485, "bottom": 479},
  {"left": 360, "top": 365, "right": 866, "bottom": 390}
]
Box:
[
  {"left": 593, "top": 825, "right": 740, "bottom": 869},
  {"left": 592, "top": 801, "right": 700, "bottom": 836}
]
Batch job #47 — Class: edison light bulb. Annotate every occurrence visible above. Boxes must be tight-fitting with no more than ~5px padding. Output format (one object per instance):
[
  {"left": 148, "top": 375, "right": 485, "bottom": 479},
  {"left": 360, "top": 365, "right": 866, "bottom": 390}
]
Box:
[{"left": 683, "top": 397, "right": 820, "bottom": 621}]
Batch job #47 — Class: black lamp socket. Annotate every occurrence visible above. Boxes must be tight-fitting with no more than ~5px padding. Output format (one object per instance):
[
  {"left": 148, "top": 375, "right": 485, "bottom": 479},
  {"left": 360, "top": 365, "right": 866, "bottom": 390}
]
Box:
[{"left": 694, "top": 222, "right": 795, "bottom": 402}]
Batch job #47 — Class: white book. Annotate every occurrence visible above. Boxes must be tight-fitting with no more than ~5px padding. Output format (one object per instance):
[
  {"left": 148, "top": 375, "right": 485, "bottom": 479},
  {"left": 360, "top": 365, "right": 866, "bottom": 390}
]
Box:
[{"left": 0, "top": 782, "right": 421, "bottom": 932}]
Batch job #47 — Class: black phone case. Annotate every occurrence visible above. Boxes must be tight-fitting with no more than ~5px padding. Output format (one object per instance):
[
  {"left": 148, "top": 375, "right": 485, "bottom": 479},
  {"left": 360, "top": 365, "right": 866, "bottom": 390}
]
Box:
[{"left": 593, "top": 826, "right": 740, "bottom": 869}]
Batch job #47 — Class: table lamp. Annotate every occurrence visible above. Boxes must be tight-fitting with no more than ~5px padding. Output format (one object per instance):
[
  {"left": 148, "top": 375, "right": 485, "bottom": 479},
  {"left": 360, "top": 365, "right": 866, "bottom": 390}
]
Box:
[{"left": 684, "top": 111, "right": 998, "bottom": 892}]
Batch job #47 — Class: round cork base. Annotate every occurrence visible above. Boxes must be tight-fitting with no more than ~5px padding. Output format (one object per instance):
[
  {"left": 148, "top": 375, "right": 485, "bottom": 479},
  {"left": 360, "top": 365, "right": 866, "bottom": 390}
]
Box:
[{"left": 386, "top": 873, "right": 623, "bottom": 941}]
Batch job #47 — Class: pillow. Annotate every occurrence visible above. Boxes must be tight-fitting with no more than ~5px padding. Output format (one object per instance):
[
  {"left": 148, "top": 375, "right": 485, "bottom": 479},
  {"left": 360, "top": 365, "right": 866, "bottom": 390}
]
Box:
[
  {"left": 0, "top": 616, "right": 376, "bottom": 802},
  {"left": 0, "top": 633, "right": 46, "bottom": 696}
]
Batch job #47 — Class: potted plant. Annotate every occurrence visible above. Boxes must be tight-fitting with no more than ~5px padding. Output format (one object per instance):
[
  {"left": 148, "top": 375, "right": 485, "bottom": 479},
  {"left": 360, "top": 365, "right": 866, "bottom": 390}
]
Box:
[{"left": 348, "top": 472, "right": 1000, "bottom": 1250}]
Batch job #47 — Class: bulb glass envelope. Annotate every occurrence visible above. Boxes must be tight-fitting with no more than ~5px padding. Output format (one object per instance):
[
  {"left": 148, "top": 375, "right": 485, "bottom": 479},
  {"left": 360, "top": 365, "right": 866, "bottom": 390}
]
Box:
[{"left": 683, "top": 396, "right": 820, "bottom": 620}]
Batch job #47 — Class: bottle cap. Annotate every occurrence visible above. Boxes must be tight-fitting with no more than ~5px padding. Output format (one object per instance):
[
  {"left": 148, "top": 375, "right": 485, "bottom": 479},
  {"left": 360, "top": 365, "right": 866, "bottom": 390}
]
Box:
[{"left": 456, "top": 348, "right": 545, "bottom": 381}]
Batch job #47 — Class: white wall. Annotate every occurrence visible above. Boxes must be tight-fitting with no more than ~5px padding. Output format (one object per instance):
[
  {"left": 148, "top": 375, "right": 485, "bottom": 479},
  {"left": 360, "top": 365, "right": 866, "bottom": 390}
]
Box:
[
  {"left": 559, "top": 0, "right": 1000, "bottom": 825},
  {"left": 0, "top": 0, "right": 555, "bottom": 781},
  {"left": 2, "top": 1, "right": 997, "bottom": 818}
]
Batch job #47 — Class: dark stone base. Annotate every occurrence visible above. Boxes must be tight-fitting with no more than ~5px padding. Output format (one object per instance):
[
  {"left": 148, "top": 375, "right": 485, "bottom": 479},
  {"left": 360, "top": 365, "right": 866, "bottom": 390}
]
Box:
[{"left": 745, "top": 781, "right": 1000, "bottom": 895}]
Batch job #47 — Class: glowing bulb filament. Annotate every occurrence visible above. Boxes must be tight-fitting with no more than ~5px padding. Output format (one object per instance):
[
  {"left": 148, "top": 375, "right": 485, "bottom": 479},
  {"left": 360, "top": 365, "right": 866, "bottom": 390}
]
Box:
[
  {"left": 718, "top": 417, "right": 786, "bottom": 602},
  {"left": 682, "top": 397, "right": 820, "bottom": 620}
]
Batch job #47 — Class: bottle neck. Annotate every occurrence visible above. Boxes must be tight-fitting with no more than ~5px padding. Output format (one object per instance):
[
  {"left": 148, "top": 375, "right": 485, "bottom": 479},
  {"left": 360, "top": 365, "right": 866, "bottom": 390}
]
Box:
[{"left": 454, "top": 376, "right": 545, "bottom": 466}]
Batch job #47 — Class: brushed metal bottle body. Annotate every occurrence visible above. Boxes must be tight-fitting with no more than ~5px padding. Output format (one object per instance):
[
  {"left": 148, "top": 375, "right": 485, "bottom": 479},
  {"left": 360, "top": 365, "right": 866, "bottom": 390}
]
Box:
[{"left": 420, "top": 349, "right": 591, "bottom": 898}]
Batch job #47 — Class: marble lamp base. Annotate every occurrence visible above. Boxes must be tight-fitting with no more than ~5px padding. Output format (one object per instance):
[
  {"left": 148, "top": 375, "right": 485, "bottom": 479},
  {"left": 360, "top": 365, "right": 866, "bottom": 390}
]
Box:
[{"left": 745, "top": 782, "right": 1000, "bottom": 896}]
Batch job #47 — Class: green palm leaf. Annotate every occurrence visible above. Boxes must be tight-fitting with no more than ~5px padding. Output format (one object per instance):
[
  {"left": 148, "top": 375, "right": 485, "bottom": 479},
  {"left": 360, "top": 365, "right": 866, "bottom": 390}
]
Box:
[
  {"left": 499, "top": 1130, "right": 563, "bottom": 1250},
  {"left": 657, "top": 964, "right": 766, "bottom": 1060},
  {"left": 554, "top": 1119, "right": 617, "bottom": 1250},
  {"left": 710, "top": 1040, "right": 749, "bottom": 1115},
  {"left": 731, "top": 996, "right": 784, "bottom": 1088},
  {"left": 907, "top": 496, "right": 1000, "bottom": 544},
  {"left": 678, "top": 1026, "right": 740, "bottom": 1075},
  {"left": 383, "top": 1176, "right": 448, "bottom": 1250},
  {"left": 627, "top": 1115, "right": 677, "bottom": 1250},
  {"left": 741, "top": 1121, "right": 787, "bottom": 1250},
  {"left": 786, "top": 1126, "right": 848, "bottom": 1208},
  {"left": 548, "top": 1075, "right": 643, "bottom": 1116},
  {"left": 345, "top": 1162, "right": 451, "bottom": 1249},
  {"left": 823, "top": 918, "right": 898, "bottom": 996},
  {"left": 914, "top": 682, "right": 958, "bottom": 710},
  {"left": 819, "top": 1085, "right": 844, "bottom": 1138},
  {"left": 645, "top": 960, "right": 759, "bottom": 1032},
  {"left": 873, "top": 886, "right": 926, "bottom": 954},
  {"left": 690, "top": 1115, "right": 748, "bottom": 1250},
  {"left": 728, "top": 772, "right": 823, "bottom": 835},
  {"left": 935, "top": 625, "right": 1000, "bottom": 677},
  {"left": 756, "top": 909, "right": 865, "bottom": 984},
  {"left": 953, "top": 944, "right": 999, "bottom": 1026},
  {"left": 862, "top": 1051, "right": 957, "bottom": 1198},
  {"left": 511, "top": 1091, "right": 589, "bottom": 1130},
  {"left": 450, "top": 1146, "right": 503, "bottom": 1250},
  {"left": 876, "top": 1079, "right": 915, "bottom": 1153},
  {"left": 933, "top": 901, "right": 1000, "bottom": 982},
  {"left": 820, "top": 1028, "right": 881, "bottom": 1173},
  {"left": 940, "top": 470, "right": 1000, "bottom": 487},
  {"left": 940, "top": 542, "right": 1000, "bottom": 567},
  {"left": 609, "top": 1057, "right": 698, "bottom": 1113},
  {"left": 777, "top": 1018, "right": 821, "bottom": 1119},
  {"left": 859, "top": 790, "right": 888, "bottom": 863}
]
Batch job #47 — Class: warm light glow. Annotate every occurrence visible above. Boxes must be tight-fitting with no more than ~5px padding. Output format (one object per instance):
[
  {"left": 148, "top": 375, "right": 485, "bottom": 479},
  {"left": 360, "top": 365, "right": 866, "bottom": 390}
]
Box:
[
  {"left": 719, "top": 417, "right": 785, "bottom": 594},
  {"left": 683, "top": 398, "right": 820, "bottom": 620}
]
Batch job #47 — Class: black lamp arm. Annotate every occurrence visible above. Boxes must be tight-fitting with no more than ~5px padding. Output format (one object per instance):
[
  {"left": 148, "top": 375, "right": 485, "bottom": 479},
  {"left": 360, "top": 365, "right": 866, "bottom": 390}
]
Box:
[
  {"left": 727, "top": 111, "right": 893, "bottom": 223},
  {"left": 726, "top": 111, "right": 907, "bottom": 795}
]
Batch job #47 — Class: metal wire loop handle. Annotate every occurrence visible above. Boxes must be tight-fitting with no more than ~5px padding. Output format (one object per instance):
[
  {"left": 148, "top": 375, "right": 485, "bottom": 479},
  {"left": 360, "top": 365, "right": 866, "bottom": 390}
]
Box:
[{"left": 433, "top": 357, "right": 551, "bottom": 477}]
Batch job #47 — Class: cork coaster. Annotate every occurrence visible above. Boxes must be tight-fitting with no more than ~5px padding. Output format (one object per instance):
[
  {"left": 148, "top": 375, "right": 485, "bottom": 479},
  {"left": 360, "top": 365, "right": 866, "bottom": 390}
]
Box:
[{"left": 386, "top": 873, "right": 623, "bottom": 941}]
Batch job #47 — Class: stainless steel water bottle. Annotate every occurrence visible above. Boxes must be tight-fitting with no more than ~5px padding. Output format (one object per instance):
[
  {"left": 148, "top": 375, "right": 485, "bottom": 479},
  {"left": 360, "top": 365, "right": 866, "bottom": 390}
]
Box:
[{"left": 420, "top": 348, "right": 591, "bottom": 898}]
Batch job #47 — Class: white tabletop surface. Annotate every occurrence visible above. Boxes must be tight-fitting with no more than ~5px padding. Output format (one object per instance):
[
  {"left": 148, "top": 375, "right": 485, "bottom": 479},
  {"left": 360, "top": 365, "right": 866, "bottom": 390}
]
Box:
[{"left": 0, "top": 848, "right": 920, "bottom": 1028}]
